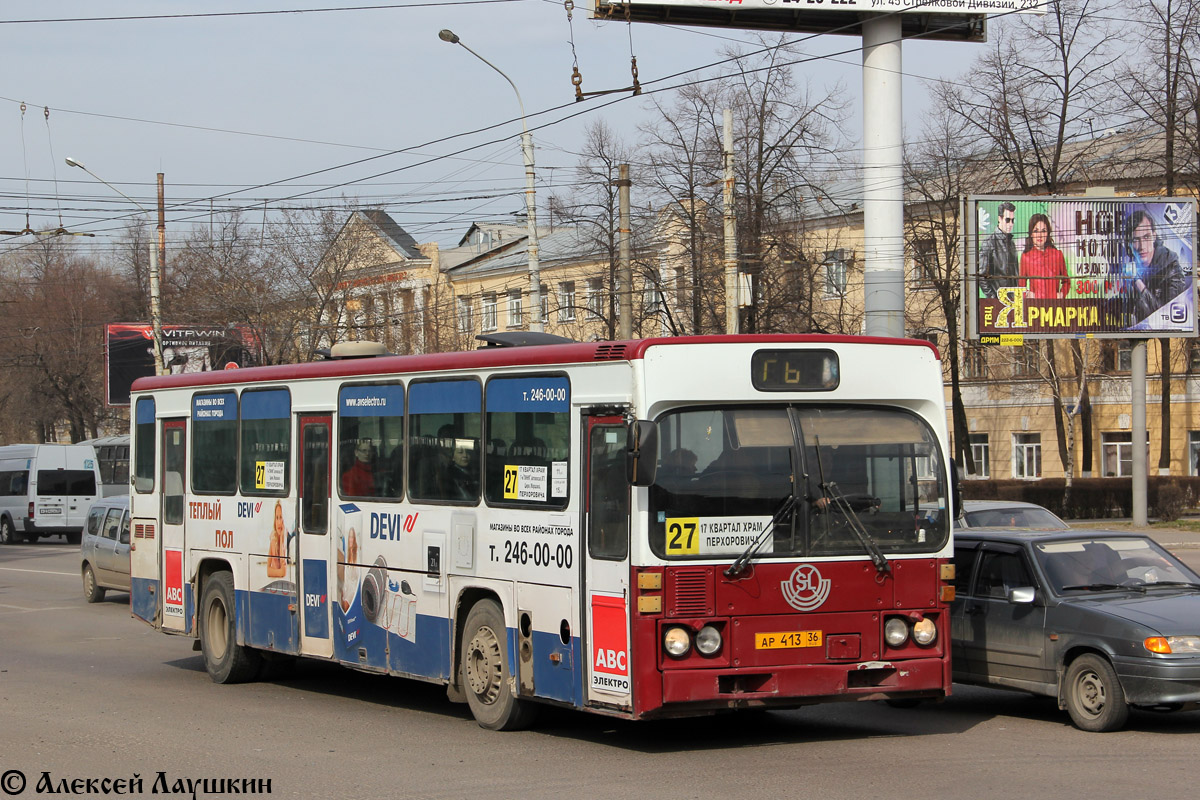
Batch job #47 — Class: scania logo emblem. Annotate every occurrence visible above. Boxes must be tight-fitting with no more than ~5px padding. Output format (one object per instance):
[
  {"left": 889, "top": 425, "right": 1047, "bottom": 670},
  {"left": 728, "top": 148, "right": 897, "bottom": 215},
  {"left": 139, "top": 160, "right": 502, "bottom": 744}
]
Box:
[{"left": 781, "top": 564, "right": 831, "bottom": 611}]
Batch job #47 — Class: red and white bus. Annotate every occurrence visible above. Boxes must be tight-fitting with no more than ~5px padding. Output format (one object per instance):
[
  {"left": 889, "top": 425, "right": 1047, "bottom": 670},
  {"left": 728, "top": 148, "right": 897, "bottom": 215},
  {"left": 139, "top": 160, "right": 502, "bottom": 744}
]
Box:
[{"left": 128, "top": 333, "right": 956, "bottom": 729}]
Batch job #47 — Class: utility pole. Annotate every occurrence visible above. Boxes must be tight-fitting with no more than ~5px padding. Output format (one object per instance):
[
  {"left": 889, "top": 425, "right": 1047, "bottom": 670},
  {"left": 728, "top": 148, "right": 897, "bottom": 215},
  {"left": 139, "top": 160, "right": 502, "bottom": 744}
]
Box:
[
  {"left": 723, "top": 109, "right": 739, "bottom": 334},
  {"left": 617, "top": 164, "right": 633, "bottom": 340}
]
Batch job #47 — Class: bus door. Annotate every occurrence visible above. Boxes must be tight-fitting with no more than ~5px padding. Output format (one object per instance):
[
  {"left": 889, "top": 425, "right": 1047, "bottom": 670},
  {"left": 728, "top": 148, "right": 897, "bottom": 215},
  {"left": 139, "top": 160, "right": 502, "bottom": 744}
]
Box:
[
  {"left": 582, "top": 415, "right": 633, "bottom": 710},
  {"left": 160, "top": 419, "right": 188, "bottom": 633},
  {"left": 130, "top": 402, "right": 160, "bottom": 627},
  {"left": 297, "top": 415, "right": 333, "bottom": 658}
]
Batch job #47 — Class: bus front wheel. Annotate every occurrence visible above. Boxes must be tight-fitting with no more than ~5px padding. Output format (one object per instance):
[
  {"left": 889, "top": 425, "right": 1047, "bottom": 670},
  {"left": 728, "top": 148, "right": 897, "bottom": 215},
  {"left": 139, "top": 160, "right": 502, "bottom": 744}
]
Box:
[
  {"left": 460, "top": 599, "right": 538, "bottom": 731},
  {"left": 199, "top": 571, "right": 261, "bottom": 684}
]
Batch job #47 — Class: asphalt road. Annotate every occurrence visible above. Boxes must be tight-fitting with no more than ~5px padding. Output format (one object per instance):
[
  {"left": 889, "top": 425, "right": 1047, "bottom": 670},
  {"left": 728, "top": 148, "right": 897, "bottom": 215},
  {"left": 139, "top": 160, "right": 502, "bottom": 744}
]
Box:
[{"left": 2, "top": 539, "right": 1199, "bottom": 800}]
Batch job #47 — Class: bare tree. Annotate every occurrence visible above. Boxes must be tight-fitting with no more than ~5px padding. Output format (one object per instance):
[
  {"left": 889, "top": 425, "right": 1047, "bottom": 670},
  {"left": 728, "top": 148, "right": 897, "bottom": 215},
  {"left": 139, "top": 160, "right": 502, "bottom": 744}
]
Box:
[
  {"left": 904, "top": 103, "right": 979, "bottom": 473},
  {"left": 0, "top": 237, "right": 130, "bottom": 441},
  {"left": 936, "top": 0, "right": 1123, "bottom": 193},
  {"left": 1114, "top": 0, "right": 1200, "bottom": 472},
  {"left": 723, "top": 35, "right": 849, "bottom": 333},
  {"left": 640, "top": 83, "right": 726, "bottom": 335},
  {"left": 548, "top": 120, "right": 634, "bottom": 340}
]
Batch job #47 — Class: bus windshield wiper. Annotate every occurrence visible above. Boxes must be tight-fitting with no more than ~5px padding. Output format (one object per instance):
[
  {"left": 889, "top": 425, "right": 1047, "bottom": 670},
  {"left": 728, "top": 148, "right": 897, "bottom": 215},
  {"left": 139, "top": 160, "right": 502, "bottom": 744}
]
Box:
[
  {"left": 811, "top": 435, "right": 889, "bottom": 576},
  {"left": 724, "top": 494, "right": 796, "bottom": 580},
  {"left": 820, "top": 480, "right": 890, "bottom": 575}
]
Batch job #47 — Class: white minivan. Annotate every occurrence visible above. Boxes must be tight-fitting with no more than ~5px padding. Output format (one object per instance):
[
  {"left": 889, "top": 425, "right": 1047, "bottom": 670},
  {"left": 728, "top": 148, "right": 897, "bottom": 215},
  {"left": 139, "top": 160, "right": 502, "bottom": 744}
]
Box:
[{"left": 0, "top": 444, "right": 102, "bottom": 544}]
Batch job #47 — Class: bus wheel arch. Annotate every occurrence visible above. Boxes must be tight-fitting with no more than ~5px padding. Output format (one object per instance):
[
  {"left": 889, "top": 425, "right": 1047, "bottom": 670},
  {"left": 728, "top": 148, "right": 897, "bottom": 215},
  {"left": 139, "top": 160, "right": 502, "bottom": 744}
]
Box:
[
  {"left": 455, "top": 593, "right": 538, "bottom": 731},
  {"left": 198, "top": 566, "right": 261, "bottom": 684}
]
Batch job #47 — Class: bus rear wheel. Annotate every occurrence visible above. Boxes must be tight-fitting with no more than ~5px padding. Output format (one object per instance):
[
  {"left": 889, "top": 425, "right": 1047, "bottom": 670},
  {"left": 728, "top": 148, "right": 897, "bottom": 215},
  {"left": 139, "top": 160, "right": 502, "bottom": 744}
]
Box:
[
  {"left": 199, "top": 571, "right": 261, "bottom": 684},
  {"left": 460, "top": 599, "right": 537, "bottom": 730}
]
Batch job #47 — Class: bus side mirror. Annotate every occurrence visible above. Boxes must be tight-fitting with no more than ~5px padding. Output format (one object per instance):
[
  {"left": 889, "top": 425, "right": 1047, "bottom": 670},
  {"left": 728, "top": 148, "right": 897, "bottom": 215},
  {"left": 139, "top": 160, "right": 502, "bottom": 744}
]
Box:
[{"left": 626, "top": 420, "right": 658, "bottom": 487}]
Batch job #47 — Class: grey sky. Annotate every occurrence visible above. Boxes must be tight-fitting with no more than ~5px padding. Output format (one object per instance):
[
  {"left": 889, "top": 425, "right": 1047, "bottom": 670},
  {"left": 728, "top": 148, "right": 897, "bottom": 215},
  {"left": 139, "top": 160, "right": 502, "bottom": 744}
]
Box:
[{"left": 0, "top": 0, "right": 985, "bottom": 248}]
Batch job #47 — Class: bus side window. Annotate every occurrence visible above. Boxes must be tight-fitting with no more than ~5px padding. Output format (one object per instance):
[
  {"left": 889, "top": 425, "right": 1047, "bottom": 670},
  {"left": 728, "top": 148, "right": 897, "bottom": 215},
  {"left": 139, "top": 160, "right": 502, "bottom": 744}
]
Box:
[{"left": 164, "top": 471, "right": 184, "bottom": 525}]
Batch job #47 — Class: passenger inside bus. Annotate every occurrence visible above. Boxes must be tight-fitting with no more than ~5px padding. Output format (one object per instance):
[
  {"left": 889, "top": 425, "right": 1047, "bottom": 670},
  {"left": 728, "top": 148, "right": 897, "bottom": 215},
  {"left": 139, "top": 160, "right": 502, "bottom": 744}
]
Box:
[
  {"left": 341, "top": 440, "right": 376, "bottom": 497},
  {"left": 442, "top": 438, "right": 480, "bottom": 500}
]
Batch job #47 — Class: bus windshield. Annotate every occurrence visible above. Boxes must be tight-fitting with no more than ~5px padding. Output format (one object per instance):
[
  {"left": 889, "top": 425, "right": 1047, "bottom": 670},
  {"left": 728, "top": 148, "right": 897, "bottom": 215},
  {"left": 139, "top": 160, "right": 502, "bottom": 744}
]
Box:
[{"left": 649, "top": 406, "right": 949, "bottom": 560}]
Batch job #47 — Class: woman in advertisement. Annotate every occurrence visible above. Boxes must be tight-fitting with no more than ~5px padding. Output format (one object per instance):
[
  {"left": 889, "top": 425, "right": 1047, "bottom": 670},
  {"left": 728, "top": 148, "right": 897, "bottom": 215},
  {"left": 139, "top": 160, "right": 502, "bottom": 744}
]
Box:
[
  {"left": 267, "top": 500, "right": 287, "bottom": 578},
  {"left": 1019, "top": 213, "right": 1070, "bottom": 300}
]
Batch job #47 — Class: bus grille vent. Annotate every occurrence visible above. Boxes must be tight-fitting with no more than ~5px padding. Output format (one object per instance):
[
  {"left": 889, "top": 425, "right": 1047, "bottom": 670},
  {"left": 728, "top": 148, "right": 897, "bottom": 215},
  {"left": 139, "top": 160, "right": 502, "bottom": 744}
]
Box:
[
  {"left": 593, "top": 344, "right": 627, "bottom": 361},
  {"left": 667, "top": 568, "right": 713, "bottom": 616},
  {"left": 135, "top": 523, "right": 155, "bottom": 540}
]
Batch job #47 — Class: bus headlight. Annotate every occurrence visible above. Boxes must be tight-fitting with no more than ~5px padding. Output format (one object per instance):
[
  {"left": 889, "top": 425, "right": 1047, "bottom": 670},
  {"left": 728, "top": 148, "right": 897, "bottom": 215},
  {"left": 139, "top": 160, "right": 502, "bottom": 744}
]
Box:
[
  {"left": 695, "top": 625, "right": 722, "bottom": 656},
  {"left": 912, "top": 617, "right": 937, "bottom": 646},
  {"left": 663, "top": 626, "right": 691, "bottom": 657},
  {"left": 884, "top": 617, "right": 910, "bottom": 647}
]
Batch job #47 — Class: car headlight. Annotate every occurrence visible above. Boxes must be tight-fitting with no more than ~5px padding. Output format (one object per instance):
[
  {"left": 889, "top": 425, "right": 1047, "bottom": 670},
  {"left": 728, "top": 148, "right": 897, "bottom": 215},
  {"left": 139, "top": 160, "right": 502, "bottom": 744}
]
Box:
[
  {"left": 884, "top": 617, "right": 909, "bottom": 647},
  {"left": 663, "top": 626, "right": 691, "bottom": 657},
  {"left": 1145, "top": 635, "right": 1200, "bottom": 654},
  {"left": 695, "top": 625, "right": 722, "bottom": 656},
  {"left": 912, "top": 617, "right": 937, "bottom": 646}
]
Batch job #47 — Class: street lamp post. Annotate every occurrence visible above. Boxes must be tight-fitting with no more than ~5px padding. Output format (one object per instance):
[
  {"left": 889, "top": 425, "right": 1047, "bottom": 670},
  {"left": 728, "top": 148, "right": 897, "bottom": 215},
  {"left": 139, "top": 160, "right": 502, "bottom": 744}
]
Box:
[
  {"left": 438, "top": 29, "right": 542, "bottom": 332},
  {"left": 66, "top": 157, "right": 165, "bottom": 376}
]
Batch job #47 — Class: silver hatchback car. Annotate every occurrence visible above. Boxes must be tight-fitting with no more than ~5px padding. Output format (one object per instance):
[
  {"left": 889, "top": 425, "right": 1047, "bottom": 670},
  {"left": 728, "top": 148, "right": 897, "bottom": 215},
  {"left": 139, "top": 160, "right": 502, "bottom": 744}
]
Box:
[{"left": 80, "top": 495, "right": 130, "bottom": 602}]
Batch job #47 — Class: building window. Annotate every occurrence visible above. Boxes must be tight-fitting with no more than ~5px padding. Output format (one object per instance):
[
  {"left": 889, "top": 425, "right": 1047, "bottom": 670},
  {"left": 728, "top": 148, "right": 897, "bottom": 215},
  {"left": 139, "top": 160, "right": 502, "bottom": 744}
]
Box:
[
  {"left": 507, "top": 290, "right": 523, "bottom": 328},
  {"left": 1189, "top": 431, "right": 1200, "bottom": 476},
  {"left": 456, "top": 296, "right": 472, "bottom": 334},
  {"left": 963, "top": 344, "right": 986, "bottom": 380},
  {"left": 586, "top": 278, "right": 603, "bottom": 319},
  {"left": 558, "top": 281, "right": 576, "bottom": 321},
  {"left": 1012, "top": 342, "right": 1039, "bottom": 377},
  {"left": 644, "top": 281, "right": 662, "bottom": 314},
  {"left": 969, "top": 433, "right": 990, "bottom": 479},
  {"left": 1102, "top": 340, "right": 1132, "bottom": 373},
  {"left": 1101, "top": 431, "right": 1148, "bottom": 477},
  {"left": 481, "top": 293, "right": 497, "bottom": 332},
  {"left": 540, "top": 292, "right": 549, "bottom": 325},
  {"left": 1102, "top": 432, "right": 1132, "bottom": 477},
  {"left": 1013, "top": 433, "right": 1041, "bottom": 479},
  {"left": 1189, "top": 342, "right": 1200, "bottom": 372},
  {"left": 912, "top": 236, "right": 938, "bottom": 285},
  {"left": 823, "top": 249, "right": 847, "bottom": 298}
]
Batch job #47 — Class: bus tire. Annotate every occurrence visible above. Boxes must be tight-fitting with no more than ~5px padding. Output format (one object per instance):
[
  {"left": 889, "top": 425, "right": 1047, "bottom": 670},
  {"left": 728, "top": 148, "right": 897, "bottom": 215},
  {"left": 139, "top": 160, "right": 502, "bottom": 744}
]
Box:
[
  {"left": 460, "top": 599, "right": 538, "bottom": 731},
  {"left": 82, "top": 563, "right": 105, "bottom": 603},
  {"left": 199, "top": 571, "right": 261, "bottom": 684},
  {"left": 0, "top": 517, "right": 15, "bottom": 545}
]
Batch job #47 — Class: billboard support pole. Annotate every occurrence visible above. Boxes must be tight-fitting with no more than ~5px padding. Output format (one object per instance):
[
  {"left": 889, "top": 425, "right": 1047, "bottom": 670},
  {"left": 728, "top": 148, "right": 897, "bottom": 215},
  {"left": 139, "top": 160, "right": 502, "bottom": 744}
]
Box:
[
  {"left": 862, "top": 15, "right": 905, "bottom": 339},
  {"left": 1132, "top": 339, "right": 1148, "bottom": 525}
]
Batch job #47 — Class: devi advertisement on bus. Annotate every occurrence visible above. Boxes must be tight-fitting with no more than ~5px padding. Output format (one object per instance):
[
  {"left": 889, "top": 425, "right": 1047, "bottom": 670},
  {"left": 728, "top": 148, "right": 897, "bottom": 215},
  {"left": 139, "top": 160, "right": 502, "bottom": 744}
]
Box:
[{"left": 967, "top": 196, "right": 1198, "bottom": 339}]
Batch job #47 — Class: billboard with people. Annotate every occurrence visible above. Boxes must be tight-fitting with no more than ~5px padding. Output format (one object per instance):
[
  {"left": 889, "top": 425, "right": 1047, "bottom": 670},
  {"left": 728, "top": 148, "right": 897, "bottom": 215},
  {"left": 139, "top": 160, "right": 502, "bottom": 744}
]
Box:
[{"left": 966, "top": 196, "right": 1198, "bottom": 339}]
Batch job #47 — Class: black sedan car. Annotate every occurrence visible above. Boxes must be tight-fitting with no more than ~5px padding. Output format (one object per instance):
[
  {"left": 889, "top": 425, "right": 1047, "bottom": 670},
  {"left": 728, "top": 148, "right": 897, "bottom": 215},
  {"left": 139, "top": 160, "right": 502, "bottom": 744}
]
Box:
[{"left": 953, "top": 527, "right": 1200, "bottom": 731}]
